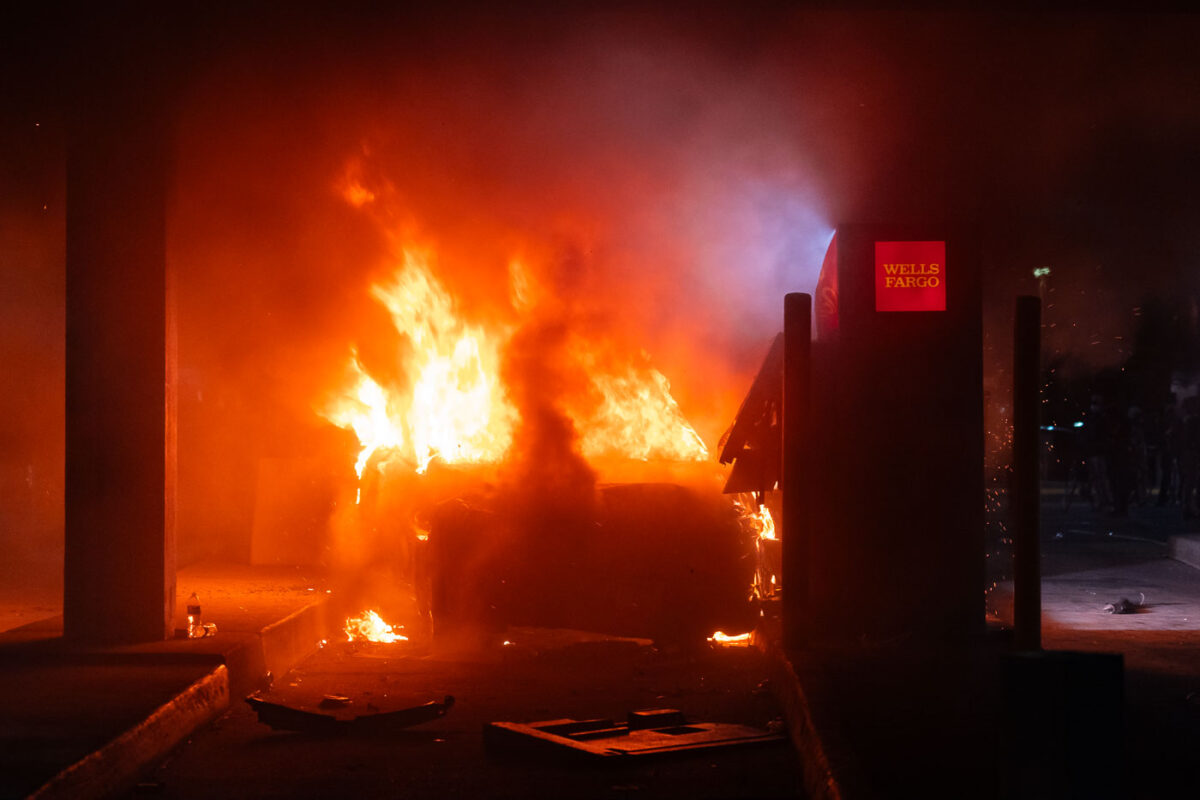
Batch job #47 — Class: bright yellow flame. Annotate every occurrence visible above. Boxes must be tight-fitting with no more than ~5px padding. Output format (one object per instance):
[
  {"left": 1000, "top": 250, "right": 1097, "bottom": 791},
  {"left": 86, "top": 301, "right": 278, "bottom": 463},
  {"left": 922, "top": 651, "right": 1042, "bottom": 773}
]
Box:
[
  {"left": 736, "top": 495, "right": 779, "bottom": 601},
  {"left": 576, "top": 355, "right": 709, "bottom": 461},
  {"left": 707, "top": 630, "right": 752, "bottom": 646},
  {"left": 322, "top": 352, "right": 405, "bottom": 480},
  {"left": 747, "top": 502, "right": 776, "bottom": 540},
  {"left": 320, "top": 180, "right": 712, "bottom": 485},
  {"left": 371, "top": 253, "right": 516, "bottom": 473},
  {"left": 320, "top": 251, "right": 516, "bottom": 482},
  {"left": 344, "top": 609, "right": 408, "bottom": 643}
]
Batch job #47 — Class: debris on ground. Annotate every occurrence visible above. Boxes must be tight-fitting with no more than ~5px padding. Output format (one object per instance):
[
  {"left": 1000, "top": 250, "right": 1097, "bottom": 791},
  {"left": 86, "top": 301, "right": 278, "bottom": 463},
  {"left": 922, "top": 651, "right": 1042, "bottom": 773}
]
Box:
[
  {"left": 318, "top": 695, "right": 352, "bottom": 709},
  {"left": 1103, "top": 592, "right": 1146, "bottom": 614},
  {"left": 246, "top": 694, "right": 454, "bottom": 734},
  {"left": 484, "top": 707, "right": 785, "bottom": 759}
]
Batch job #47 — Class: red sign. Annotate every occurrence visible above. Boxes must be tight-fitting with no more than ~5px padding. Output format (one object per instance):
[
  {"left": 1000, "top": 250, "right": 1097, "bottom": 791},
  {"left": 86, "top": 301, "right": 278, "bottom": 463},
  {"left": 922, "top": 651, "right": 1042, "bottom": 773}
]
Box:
[{"left": 875, "top": 241, "right": 946, "bottom": 312}]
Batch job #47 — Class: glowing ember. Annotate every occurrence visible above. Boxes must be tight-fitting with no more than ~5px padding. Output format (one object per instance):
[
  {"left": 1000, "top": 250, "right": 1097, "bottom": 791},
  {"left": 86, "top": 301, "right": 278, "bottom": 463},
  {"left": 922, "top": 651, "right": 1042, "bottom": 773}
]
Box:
[
  {"left": 744, "top": 501, "right": 776, "bottom": 541},
  {"left": 344, "top": 610, "right": 408, "bottom": 643},
  {"left": 707, "top": 630, "right": 752, "bottom": 646},
  {"left": 735, "top": 495, "right": 779, "bottom": 601}
]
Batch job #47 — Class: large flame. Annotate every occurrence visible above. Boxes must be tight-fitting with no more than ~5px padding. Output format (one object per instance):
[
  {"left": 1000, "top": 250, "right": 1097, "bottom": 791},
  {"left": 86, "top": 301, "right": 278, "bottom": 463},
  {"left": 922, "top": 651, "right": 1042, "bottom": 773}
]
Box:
[
  {"left": 369, "top": 253, "right": 516, "bottom": 473},
  {"left": 320, "top": 250, "right": 516, "bottom": 480},
  {"left": 322, "top": 353, "right": 405, "bottom": 480},
  {"left": 576, "top": 353, "right": 709, "bottom": 462},
  {"left": 319, "top": 243, "right": 708, "bottom": 490}
]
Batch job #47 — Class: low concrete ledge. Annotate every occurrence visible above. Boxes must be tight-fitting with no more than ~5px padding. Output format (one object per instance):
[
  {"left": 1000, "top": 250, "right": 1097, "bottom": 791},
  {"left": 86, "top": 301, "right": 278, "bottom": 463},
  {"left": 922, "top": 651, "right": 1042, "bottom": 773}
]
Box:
[
  {"left": 756, "top": 632, "right": 843, "bottom": 800},
  {"left": 1168, "top": 535, "right": 1200, "bottom": 570},
  {"left": 30, "top": 665, "right": 229, "bottom": 800},
  {"left": 261, "top": 600, "right": 330, "bottom": 680},
  {"left": 7, "top": 591, "right": 332, "bottom": 800}
]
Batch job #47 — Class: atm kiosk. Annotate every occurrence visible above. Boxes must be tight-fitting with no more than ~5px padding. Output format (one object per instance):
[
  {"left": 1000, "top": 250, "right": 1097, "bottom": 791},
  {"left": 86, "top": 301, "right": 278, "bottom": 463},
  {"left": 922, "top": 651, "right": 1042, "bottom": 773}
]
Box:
[{"left": 790, "top": 224, "right": 985, "bottom": 644}]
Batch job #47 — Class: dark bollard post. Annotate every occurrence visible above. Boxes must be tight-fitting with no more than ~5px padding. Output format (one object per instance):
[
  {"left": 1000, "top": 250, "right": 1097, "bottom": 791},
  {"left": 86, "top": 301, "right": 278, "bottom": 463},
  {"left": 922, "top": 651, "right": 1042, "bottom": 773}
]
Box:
[
  {"left": 782, "top": 292, "right": 811, "bottom": 652},
  {"left": 1013, "top": 296, "right": 1042, "bottom": 651}
]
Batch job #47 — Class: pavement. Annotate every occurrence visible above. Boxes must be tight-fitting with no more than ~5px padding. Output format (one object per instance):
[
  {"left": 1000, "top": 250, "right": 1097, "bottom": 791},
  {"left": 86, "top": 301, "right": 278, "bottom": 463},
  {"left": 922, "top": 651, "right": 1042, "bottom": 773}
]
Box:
[
  {"left": 3, "top": 491, "right": 1198, "bottom": 799},
  {"left": 766, "top": 493, "right": 1200, "bottom": 800},
  {"left": 131, "top": 629, "right": 800, "bottom": 799},
  {"left": 0, "top": 563, "right": 332, "bottom": 800}
]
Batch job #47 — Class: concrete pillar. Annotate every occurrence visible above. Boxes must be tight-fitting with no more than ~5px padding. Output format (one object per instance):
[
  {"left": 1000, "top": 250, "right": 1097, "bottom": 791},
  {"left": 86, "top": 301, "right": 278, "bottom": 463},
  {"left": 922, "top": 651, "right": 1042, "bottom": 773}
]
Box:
[{"left": 63, "top": 50, "right": 177, "bottom": 643}]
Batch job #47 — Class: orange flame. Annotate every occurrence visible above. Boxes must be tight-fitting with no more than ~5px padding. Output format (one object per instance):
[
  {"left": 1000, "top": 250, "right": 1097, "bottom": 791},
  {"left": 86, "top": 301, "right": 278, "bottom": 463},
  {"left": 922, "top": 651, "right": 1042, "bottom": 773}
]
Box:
[
  {"left": 344, "top": 609, "right": 408, "bottom": 643},
  {"left": 369, "top": 252, "right": 515, "bottom": 473},
  {"left": 319, "top": 254, "right": 709, "bottom": 483},
  {"left": 320, "top": 250, "right": 515, "bottom": 485},
  {"left": 707, "top": 630, "right": 752, "bottom": 646},
  {"left": 318, "top": 175, "right": 710, "bottom": 491},
  {"left": 736, "top": 494, "right": 778, "bottom": 601},
  {"left": 322, "top": 352, "right": 405, "bottom": 480},
  {"left": 576, "top": 354, "right": 709, "bottom": 462},
  {"left": 745, "top": 501, "right": 776, "bottom": 541}
]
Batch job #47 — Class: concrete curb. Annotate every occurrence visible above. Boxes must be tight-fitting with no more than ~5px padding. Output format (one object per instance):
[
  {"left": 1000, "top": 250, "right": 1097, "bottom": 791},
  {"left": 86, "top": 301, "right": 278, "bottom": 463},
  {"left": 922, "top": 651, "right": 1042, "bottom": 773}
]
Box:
[
  {"left": 29, "top": 665, "right": 229, "bottom": 800},
  {"left": 757, "top": 634, "right": 843, "bottom": 800},
  {"left": 1168, "top": 534, "right": 1200, "bottom": 570},
  {"left": 261, "top": 600, "right": 329, "bottom": 680},
  {"left": 24, "top": 597, "right": 331, "bottom": 800}
]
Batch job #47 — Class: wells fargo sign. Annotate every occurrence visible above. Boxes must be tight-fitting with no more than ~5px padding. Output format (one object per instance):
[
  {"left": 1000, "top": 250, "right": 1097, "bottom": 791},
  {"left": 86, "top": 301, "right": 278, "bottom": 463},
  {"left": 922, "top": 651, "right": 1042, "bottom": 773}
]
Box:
[{"left": 874, "top": 240, "right": 946, "bottom": 312}]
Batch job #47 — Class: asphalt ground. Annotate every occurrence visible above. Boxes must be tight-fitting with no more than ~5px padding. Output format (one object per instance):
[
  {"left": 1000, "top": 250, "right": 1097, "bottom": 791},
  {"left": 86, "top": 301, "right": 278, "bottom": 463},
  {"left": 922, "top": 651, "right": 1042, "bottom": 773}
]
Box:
[
  {"left": 0, "top": 564, "right": 329, "bottom": 800},
  {"left": 5, "top": 489, "right": 1196, "bottom": 800},
  {"left": 130, "top": 629, "right": 800, "bottom": 800},
  {"left": 989, "top": 492, "right": 1200, "bottom": 799}
]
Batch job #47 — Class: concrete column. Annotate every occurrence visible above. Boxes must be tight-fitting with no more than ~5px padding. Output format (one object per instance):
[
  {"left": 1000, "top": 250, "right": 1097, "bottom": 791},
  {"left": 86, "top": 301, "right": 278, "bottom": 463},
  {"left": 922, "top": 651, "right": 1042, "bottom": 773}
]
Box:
[{"left": 63, "top": 55, "right": 177, "bottom": 643}]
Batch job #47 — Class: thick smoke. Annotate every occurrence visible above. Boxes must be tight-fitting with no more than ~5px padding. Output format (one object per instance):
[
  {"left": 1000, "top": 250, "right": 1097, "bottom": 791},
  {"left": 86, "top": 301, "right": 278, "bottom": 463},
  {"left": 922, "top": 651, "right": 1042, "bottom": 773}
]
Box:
[{"left": 5, "top": 8, "right": 1200, "bottom": 592}]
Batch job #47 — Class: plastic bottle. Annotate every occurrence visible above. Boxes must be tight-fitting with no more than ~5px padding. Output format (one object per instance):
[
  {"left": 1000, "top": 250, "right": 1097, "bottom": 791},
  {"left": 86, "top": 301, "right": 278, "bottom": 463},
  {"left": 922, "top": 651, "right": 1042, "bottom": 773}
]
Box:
[{"left": 187, "top": 592, "right": 202, "bottom": 639}]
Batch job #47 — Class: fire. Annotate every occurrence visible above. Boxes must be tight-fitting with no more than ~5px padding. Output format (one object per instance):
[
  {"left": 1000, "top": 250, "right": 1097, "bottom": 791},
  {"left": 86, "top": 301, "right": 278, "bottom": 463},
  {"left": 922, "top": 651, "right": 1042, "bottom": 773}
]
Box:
[
  {"left": 577, "top": 356, "right": 709, "bottom": 462},
  {"left": 707, "top": 630, "right": 752, "bottom": 647},
  {"left": 369, "top": 254, "right": 516, "bottom": 473},
  {"left": 318, "top": 161, "right": 713, "bottom": 500},
  {"left": 320, "top": 250, "right": 515, "bottom": 483},
  {"left": 344, "top": 609, "right": 408, "bottom": 643},
  {"left": 319, "top": 252, "right": 709, "bottom": 490},
  {"left": 742, "top": 500, "right": 776, "bottom": 541},
  {"left": 735, "top": 494, "right": 779, "bottom": 601},
  {"left": 322, "top": 353, "right": 405, "bottom": 480}
]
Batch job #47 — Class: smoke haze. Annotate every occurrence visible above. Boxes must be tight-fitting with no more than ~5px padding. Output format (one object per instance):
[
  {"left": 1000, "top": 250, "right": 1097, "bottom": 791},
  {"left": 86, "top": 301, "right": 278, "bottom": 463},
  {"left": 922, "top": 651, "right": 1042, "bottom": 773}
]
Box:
[{"left": 4, "top": 7, "right": 1200, "bottom": 583}]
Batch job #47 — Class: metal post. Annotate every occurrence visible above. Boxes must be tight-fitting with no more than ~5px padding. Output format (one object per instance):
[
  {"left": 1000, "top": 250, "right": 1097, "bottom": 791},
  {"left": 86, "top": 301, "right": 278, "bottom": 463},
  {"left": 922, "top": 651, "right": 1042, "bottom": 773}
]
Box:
[
  {"left": 1013, "top": 295, "right": 1041, "bottom": 650},
  {"left": 782, "top": 292, "right": 811, "bottom": 651}
]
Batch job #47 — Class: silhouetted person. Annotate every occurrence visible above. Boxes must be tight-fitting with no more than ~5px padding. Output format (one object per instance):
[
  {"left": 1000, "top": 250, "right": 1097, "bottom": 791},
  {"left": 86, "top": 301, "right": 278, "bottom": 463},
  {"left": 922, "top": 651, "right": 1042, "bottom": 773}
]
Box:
[
  {"left": 1081, "top": 395, "right": 1113, "bottom": 511},
  {"left": 1107, "top": 399, "right": 1132, "bottom": 516},
  {"left": 1128, "top": 406, "right": 1150, "bottom": 506},
  {"left": 1157, "top": 400, "right": 1181, "bottom": 506}
]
